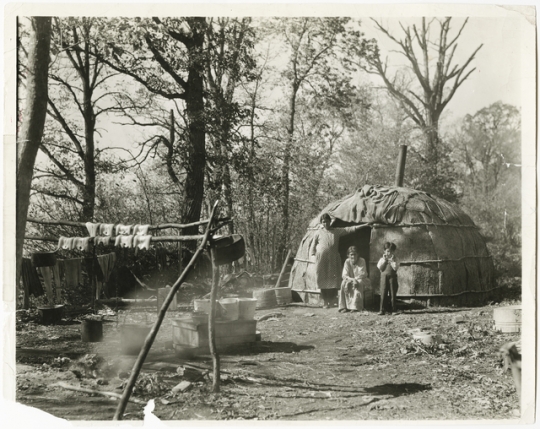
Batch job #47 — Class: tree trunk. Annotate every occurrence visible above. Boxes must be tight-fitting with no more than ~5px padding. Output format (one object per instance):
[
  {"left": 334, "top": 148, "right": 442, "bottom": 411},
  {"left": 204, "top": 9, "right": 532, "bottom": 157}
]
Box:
[
  {"left": 82, "top": 52, "right": 96, "bottom": 221},
  {"left": 16, "top": 17, "right": 52, "bottom": 308},
  {"left": 424, "top": 115, "right": 440, "bottom": 166},
  {"left": 277, "top": 84, "right": 298, "bottom": 268},
  {"left": 221, "top": 142, "right": 234, "bottom": 235},
  {"left": 181, "top": 24, "right": 206, "bottom": 259},
  {"left": 247, "top": 104, "right": 256, "bottom": 270}
]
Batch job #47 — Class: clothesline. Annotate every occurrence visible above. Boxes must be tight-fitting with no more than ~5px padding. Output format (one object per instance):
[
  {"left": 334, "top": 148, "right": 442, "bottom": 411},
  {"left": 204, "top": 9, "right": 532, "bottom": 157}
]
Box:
[
  {"left": 25, "top": 235, "right": 205, "bottom": 243},
  {"left": 26, "top": 216, "right": 229, "bottom": 231}
]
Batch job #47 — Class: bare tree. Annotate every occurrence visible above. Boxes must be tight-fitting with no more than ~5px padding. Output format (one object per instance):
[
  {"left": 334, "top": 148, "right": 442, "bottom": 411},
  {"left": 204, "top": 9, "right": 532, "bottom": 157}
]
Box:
[
  {"left": 35, "top": 17, "right": 121, "bottom": 221},
  {"left": 16, "top": 17, "right": 52, "bottom": 308},
  {"left": 271, "top": 17, "right": 356, "bottom": 267},
  {"left": 204, "top": 17, "right": 255, "bottom": 235},
  {"left": 366, "top": 18, "right": 482, "bottom": 166}
]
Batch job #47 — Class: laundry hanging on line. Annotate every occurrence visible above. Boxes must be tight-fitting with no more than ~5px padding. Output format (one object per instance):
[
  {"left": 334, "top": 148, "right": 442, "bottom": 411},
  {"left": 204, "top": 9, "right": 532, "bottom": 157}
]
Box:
[
  {"left": 38, "top": 266, "right": 54, "bottom": 302},
  {"left": 99, "top": 224, "right": 115, "bottom": 237},
  {"left": 58, "top": 236, "right": 75, "bottom": 250},
  {"left": 94, "top": 236, "right": 112, "bottom": 247},
  {"left": 85, "top": 222, "right": 101, "bottom": 237},
  {"left": 133, "top": 235, "right": 152, "bottom": 250},
  {"left": 115, "top": 235, "right": 134, "bottom": 248},
  {"left": 96, "top": 253, "right": 116, "bottom": 299},
  {"left": 63, "top": 258, "right": 82, "bottom": 289},
  {"left": 21, "top": 258, "right": 44, "bottom": 297},
  {"left": 52, "top": 263, "right": 62, "bottom": 302},
  {"left": 74, "top": 237, "right": 92, "bottom": 252},
  {"left": 115, "top": 224, "right": 134, "bottom": 236},
  {"left": 58, "top": 236, "right": 94, "bottom": 251},
  {"left": 133, "top": 224, "right": 150, "bottom": 236},
  {"left": 96, "top": 253, "right": 116, "bottom": 283}
]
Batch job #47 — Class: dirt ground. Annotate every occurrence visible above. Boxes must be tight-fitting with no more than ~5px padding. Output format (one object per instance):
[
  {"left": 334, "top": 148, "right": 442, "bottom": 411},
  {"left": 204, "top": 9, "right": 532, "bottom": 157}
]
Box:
[{"left": 15, "top": 297, "right": 521, "bottom": 422}]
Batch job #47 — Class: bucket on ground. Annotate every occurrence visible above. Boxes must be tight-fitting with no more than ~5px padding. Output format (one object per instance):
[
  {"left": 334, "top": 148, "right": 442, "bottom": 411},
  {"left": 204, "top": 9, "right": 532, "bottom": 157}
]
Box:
[
  {"left": 157, "top": 286, "right": 177, "bottom": 312},
  {"left": 219, "top": 298, "right": 239, "bottom": 321},
  {"left": 121, "top": 324, "right": 152, "bottom": 355},
  {"left": 238, "top": 298, "right": 257, "bottom": 320},
  {"left": 493, "top": 305, "right": 521, "bottom": 333},
  {"left": 253, "top": 289, "right": 277, "bottom": 309},
  {"left": 274, "top": 287, "right": 292, "bottom": 305},
  {"left": 81, "top": 318, "right": 103, "bottom": 342},
  {"left": 194, "top": 299, "right": 211, "bottom": 314},
  {"left": 38, "top": 305, "right": 64, "bottom": 325}
]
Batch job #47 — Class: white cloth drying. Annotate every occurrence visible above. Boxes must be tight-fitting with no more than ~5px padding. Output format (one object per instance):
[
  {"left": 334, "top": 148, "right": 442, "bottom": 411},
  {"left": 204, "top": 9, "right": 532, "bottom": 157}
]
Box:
[
  {"left": 85, "top": 222, "right": 101, "bottom": 237},
  {"left": 99, "top": 223, "right": 115, "bottom": 237},
  {"left": 115, "top": 235, "right": 134, "bottom": 248},
  {"left": 58, "top": 236, "right": 75, "bottom": 250},
  {"left": 133, "top": 235, "right": 152, "bottom": 250},
  {"left": 94, "top": 236, "right": 111, "bottom": 246},
  {"left": 73, "top": 237, "right": 91, "bottom": 252},
  {"left": 133, "top": 224, "right": 150, "bottom": 235},
  {"left": 115, "top": 224, "right": 133, "bottom": 236}
]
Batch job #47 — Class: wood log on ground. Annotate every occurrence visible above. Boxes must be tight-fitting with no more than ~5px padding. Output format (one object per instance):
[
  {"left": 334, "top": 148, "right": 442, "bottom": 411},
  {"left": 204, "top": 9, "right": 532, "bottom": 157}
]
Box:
[
  {"left": 54, "top": 382, "right": 146, "bottom": 404},
  {"left": 96, "top": 298, "right": 157, "bottom": 306}
]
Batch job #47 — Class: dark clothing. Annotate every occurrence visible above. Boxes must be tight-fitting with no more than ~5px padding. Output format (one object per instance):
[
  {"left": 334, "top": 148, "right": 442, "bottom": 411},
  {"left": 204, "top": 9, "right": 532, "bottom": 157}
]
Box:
[
  {"left": 320, "top": 288, "right": 338, "bottom": 304},
  {"left": 21, "top": 258, "right": 44, "bottom": 297},
  {"left": 379, "top": 261, "right": 399, "bottom": 313}
]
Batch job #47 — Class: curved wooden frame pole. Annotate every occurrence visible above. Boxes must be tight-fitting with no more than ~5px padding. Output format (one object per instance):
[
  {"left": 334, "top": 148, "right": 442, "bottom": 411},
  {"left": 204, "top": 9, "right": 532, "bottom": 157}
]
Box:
[{"left": 112, "top": 201, "right": 220, "bottom": 421}]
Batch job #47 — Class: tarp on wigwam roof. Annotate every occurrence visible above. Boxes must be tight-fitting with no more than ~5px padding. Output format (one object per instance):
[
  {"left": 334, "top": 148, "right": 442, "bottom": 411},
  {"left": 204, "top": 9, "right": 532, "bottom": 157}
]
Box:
[{"left": 309, "top": 184, "right": 474, "bottom": 228}]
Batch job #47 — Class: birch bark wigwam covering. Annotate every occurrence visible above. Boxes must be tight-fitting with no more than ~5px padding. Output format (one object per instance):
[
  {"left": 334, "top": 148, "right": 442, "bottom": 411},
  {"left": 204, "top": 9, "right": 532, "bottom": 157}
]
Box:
[{"left": 289, "top": 185, "right": 495, "bottom": 306}]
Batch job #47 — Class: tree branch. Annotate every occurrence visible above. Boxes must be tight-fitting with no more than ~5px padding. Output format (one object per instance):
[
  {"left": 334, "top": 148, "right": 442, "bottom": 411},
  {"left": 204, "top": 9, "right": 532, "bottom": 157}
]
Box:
[
  {"left": 48, "top": 73, "right": 85, "bottom": 118},
  {"left": 46, "top": 97, "right": 85, "bottom": 157},
  {"left": 89, "top": 48, "right": 186, "bottom": 100},
  {"left": 38, "top": 144, "right": 85, "bottom": 188},
  {"left": 144, "top": 34, "right": 188, "bottom": 91},
  {"left": 32, "top": 188, "right": 84, "bottom": 205}
]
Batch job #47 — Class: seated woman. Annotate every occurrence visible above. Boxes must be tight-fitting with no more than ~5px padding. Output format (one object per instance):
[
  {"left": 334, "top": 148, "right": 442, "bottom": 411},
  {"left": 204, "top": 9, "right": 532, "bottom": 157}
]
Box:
[{"left": 338, "top": 246, "right": 371, "bottom": 313}]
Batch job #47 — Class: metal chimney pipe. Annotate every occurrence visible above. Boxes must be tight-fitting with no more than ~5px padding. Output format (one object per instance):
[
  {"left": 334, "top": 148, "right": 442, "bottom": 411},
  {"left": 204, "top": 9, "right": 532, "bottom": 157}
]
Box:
[{"left": 395, "top": 145, "right": 407, "bottom": 187}]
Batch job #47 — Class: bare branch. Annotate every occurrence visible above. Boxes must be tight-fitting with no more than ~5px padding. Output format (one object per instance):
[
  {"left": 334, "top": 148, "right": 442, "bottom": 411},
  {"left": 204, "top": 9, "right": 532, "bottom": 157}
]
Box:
[
  {"left": 46, "top": 97, "right": 85, "bottom": 157},
  {"left": 144, "top": 34, "right": 188, "bottom": 91},
  {"left": 32, "top": 188, "right": 84, "bottom": 205},
  {"left": 89, "top": 48, "right": 186, "bottom": 100},
  {"left": 38, "top": 145, "right": 85, "bottom": 188},
  {"left": 48, "top": 73, "right": 85, "bottom": 117},
  {"left": 446, "top": 18, "right": 469, "bottom": 50}
]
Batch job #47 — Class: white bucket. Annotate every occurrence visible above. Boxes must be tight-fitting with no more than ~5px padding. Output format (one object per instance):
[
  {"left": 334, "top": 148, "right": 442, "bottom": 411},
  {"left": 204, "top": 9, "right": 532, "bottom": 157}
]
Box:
[
  {"left": 193, "top": 299, "right": 211, "bottom": 314},
  {"left": 238, "top": 298, "right": 257, "bottom": 320},
  {"left": 219, "top": 298, "right": 239, "bottom": 321},
  {"left": 493, "top": 305, "right": 521, "bottom": 333}
]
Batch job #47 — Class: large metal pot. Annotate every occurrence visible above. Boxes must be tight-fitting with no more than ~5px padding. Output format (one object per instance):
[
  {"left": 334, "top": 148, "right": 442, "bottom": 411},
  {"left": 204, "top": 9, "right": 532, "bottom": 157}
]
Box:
[{"left": 211, "top": 235, "right": 245, "bottom": 266}]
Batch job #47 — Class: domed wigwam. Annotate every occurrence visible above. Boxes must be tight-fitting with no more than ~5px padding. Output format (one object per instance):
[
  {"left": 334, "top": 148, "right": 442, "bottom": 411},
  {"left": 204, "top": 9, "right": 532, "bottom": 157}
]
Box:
[{"left": 289, "top": 183, "right": 496, "bottom": 307}]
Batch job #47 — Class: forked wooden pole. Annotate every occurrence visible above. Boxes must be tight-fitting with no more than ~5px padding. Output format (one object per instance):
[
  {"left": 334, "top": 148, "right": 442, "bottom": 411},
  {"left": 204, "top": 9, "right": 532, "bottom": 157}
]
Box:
[
  {"left": 113, "top": 201, "right": 219, "bottom": 420},
  {"left": 208, "top": 245, "right": 221, "bottom": 392}
]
